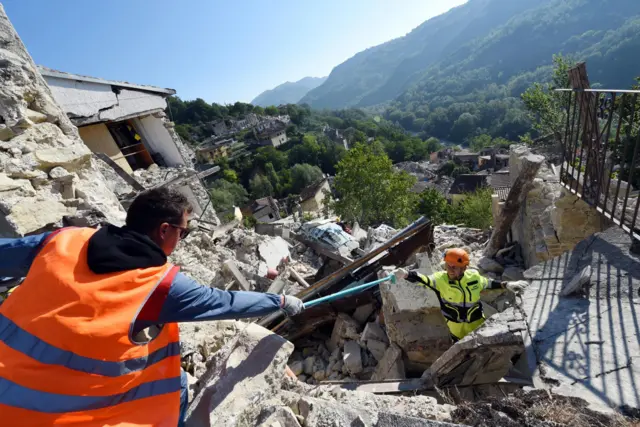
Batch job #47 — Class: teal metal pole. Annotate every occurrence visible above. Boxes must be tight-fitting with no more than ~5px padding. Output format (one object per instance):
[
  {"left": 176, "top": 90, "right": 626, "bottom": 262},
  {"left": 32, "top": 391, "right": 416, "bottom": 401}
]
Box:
[{"left": 303, "top": 275, "right": 396, "bottom": 309}]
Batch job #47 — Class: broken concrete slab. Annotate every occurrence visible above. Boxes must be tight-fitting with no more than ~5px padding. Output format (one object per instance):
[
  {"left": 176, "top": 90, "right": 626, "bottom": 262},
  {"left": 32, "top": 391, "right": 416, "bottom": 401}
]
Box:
[
  {"left": 352, "top": 303, "right": 376, "bottom": 325},
  {"left": 343, "top": 340, "right": 363, "bottom": 375},
  {"left": 559, "top": 264, "right": 591, "bottom": 296},
  {"left": 259, "top": 236, "right": 291, "bottom": 269},
  {"left": 329, "top": 313, "right": 362, "bottom": 352},
  {"left": 477, "top": 257, "right": 505, "bottom": 274},
  {"left": 521, "top": 227, "right": 640, "bottom": 412},
  {"left": 376, "top": 412, "right": 461, "bottom": 427},
  {"left": 366, "top": 339, "right": 388, "bottom": 362},
  {"left": 502, "top": 266, "right": 525, "bottom": 281},
  {"left": 372, "top": 343, "right": 406, "bottom": 381},
  {"left": 34, "top": 143, "right": 92, "bottom": 172},
  {"left": 185, "top": 323, "right": 294, "bottom": 427},
  {"left": 298, "top": 396, "right": 376, "bottom": 427},
  {"left": 361, "top": 322, "right": 389, "bottom": 344},
  {"left": 256, "top": 406, "right": 302, "bottom": 427},
  {"left": 422, "top": 308, "right": 525, "bottom": 387}
]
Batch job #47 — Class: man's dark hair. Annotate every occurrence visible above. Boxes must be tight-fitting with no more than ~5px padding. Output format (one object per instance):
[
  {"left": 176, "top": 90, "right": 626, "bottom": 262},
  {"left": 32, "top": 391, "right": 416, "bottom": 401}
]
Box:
[{"left": 126, "top": 188, "right": 193, "bottom": 235}]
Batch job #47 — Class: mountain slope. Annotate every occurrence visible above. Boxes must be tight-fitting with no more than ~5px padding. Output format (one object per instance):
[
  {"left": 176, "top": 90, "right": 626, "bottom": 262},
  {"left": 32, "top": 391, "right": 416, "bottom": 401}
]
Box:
[
  {"left": 301, "top": 0, "right": 640, "bottom": 110},
  {"left": 252, "top": 76, "right": 327, "bottom": 107}
]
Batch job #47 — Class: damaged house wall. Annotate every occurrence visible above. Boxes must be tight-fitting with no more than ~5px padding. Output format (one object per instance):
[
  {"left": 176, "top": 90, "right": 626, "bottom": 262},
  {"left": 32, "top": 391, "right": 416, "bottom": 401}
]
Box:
[
  {"left": 39, "top": 67, "right": 188, "bottom": 169},
  {"left": 509, "top": 145, "right": 607, "bottom": 267},
  {"left": 0, "top": 5, "right": 125, "bottom": 236}
]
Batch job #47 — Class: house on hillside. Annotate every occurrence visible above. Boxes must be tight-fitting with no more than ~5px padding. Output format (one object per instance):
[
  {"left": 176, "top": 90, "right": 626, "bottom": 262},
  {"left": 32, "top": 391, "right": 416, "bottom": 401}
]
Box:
[
  {"left": 448, "top": 174, "right": 488, "bottom": 205},
  {"left": 246, "top": 196, "right": 281, "bottom": 223},
  {"left": 430, "top": 148, "right": 453, "bottom": 164},
  {"left": 256, "top": 121, "right": 288, "bottom": 147},
  {"left": 211, "top": 120, "right": 228, "bottom": 136},
  {"left": 40, "top": 66, "right": 187, "bottom": 174},
  {"left": 299, "top": 178, "right": 331, "bottom": 213},
  {"left": 234, "top": 113, "right": 260, "bottom": 131},
  {"left": 453, "top": 151, "right": 480, "bottom": 171},
  {"left": 196, "top": 137, "right": 236, "bottom": 163}
]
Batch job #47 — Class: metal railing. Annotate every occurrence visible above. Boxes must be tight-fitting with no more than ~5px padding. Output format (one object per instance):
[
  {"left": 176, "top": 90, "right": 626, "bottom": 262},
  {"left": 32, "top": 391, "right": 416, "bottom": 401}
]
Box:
[{"left": 558, "top": 88, "right": 640, "bottom": 239}]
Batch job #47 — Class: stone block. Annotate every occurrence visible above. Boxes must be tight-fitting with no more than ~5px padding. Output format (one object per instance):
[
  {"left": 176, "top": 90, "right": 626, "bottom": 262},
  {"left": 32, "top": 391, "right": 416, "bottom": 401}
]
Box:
[
  {"left": 352, "top": 303, "right": 375, "bottom": 325},
  {"left": 0, "top": 125, "right": 13, "bottom": 141},
  {"left": 560, "top": 265, "right": 591, "bottom": 296},
  {"left": 422, "top": 308, "right": 524, "bottom": 387},
  {"left": 343, "top": 340, "right": 363, "bottom": 374},
  {"left": 379, "top": 277, "right": 451, "bottom": 371},
  {"left": 185, "top": 323, "right": 294, "bottom": 427},
  {"left": 289, "top": 361, "right": 303, "bottom": 376},
  {"left": 361, "top": 322, "right": 389, "bottom": 344},
  {"left": 0, "top": 173, "right": 34, "bottom": 194},
  {"left": 34, "top": 143, "right": 91, "bottom": 172},
  {"left": 256, "top": 406, "right": 301, "bottom": 427},
  {"left": 298, "top": 396, "right": 376, "bottom": 427},
  {"left": 372, "top": 343, "right": 405, "bottom": 381},
  {"left": 366, "top": 339, "right": 388, "bottom": 362},
  {"left": 502, "top": 266, "right": 524, "bottom": 281},
  {"left": 477, "top": 257, "right": 504, "bottom": 274},
  {"left": 376, "top": 412, "right": 460, "bottom": 427},
  {"left": 4, "top": 199, "right": 75, "bottom": 236},
  {"left": 329, "top": 313, "right": 362, "bottom": 351},
  {"left": 26, "top": 109, "right": 48, "bottom": 124}
]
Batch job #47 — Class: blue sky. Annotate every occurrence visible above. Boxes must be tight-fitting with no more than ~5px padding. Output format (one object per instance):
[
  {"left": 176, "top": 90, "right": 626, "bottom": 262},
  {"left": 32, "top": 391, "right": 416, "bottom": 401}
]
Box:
[{"left": 3, "top": 0, "right": 467, "bottom": 104}]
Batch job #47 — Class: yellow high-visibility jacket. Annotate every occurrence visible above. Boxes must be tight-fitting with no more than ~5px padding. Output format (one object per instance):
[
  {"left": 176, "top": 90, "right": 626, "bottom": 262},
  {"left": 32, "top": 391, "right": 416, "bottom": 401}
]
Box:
[{"left": 406, "top": 269, "right": 499, "bottom": 339}]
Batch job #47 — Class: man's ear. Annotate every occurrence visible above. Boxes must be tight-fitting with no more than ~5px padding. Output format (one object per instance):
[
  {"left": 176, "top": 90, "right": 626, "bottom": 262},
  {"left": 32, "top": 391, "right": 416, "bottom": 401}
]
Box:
[{"left": 159, "top": 223, "right": 169, "bottom": 238}]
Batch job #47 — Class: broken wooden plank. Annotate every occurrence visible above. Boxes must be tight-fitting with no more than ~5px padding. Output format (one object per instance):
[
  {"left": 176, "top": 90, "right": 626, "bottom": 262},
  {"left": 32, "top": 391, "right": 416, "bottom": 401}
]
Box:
[
  {"left": 94, "top": 153, "right": 145, "bottom": 191},
  {"left": 484, "top": 151, "right": 544, "bottom": 258},
  {"left": 223, "top": 260, "right": 251, "bottom": 291},
  {"left": 289, "top": 269, "right": 310, "bottom": 288}
]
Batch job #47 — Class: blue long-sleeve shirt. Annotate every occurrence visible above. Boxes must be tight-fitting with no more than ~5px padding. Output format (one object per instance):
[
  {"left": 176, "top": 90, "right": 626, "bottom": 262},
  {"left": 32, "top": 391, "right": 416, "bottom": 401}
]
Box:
[{"left": 0, "top": 232, "right": 282, "bottom": 328}]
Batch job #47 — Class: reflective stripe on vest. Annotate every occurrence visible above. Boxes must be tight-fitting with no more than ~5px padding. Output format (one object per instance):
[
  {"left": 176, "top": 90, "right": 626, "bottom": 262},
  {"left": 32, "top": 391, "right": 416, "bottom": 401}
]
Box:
[
  {"left": 0, "top": 227, "right": 181, "bottom": 425},
  {"left": 433, "top": 270, "right": 485, "bottom": 324}
]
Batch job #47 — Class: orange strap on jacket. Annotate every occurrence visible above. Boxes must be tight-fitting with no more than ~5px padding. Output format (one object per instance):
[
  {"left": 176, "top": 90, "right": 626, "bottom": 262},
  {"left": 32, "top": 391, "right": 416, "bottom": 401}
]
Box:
[{"left": 0, "top": 227, "right": 181, "bottom": 426}]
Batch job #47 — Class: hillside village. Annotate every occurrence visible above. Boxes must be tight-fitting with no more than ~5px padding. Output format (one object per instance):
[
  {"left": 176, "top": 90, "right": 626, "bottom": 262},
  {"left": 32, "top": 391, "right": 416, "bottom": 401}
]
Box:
[{"left": 1, "top": 1, "right": 640, "bottom": 427}]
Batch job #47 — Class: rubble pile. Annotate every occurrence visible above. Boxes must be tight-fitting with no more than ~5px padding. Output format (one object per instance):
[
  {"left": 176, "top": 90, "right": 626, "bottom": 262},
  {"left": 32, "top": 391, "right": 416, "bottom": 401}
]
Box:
[
  {"left": 132, "top": 164, "right": 219, "bottom": 225},
  {"left": 184, "top": 321, "right": 459, "bottom": 427},
  {"left": 0, "top": 6, "right": 125, "bottom": 236}
]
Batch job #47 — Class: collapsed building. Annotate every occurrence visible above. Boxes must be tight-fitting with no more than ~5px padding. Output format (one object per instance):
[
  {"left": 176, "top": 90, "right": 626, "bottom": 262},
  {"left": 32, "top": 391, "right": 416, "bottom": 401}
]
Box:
[{"left": 1, "top": 5, "right": 639, "bottom": 427}]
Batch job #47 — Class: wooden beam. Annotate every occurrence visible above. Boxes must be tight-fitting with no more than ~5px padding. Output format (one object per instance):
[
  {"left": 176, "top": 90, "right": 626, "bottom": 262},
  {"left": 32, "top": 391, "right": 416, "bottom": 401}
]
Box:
[{"left": 484, "top": 151, "right": 544, "bottom": 258}]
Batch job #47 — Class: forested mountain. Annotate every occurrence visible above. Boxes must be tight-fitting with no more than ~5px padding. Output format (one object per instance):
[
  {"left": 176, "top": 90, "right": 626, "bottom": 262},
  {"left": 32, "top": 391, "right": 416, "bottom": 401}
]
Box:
[
  {"left": 301, "top": 0, "right": 640, "bottom": 142},
  {"left": 252, "top": 76, "right": 327, "bottom": 107}
]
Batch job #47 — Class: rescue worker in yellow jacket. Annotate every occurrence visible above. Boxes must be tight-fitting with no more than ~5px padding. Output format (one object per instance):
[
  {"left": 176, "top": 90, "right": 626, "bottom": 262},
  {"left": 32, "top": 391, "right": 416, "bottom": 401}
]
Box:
[{"left": 392, "top": 248, "right": 527, "bottom": 342}]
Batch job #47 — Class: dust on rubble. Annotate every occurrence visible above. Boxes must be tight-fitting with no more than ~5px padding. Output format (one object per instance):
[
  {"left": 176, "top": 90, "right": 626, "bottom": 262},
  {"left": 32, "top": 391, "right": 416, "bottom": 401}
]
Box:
[{"left": 450, "top": 390, "right": 639, "bottom": 427}]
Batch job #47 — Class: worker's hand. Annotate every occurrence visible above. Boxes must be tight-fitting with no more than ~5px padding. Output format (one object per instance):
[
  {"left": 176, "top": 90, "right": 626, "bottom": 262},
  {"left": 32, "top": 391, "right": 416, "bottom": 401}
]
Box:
[
  {"left": 392, "top": 268, "right": 408, "bottom": 280},
  {"left": 281, "top": 295, "right": 304, "bottom": 317},
  {"left": 504, "top": 280, "right": 528, "bottom": 294}
]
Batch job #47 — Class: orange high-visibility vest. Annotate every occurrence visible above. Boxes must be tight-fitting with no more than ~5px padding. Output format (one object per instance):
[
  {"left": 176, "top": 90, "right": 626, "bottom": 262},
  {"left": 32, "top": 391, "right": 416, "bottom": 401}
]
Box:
[{"left": 0, "top": 228, "right": 181, "bottom": 426}]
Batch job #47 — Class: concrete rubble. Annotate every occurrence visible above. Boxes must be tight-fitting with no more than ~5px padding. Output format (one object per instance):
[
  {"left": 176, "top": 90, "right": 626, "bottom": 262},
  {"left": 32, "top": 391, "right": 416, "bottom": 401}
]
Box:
[
  {"left": 5, "top": 8, "right": 637, "bottom": 426},
  {"left": 0, "top": 5, "right": 125, "bottom": 236}
]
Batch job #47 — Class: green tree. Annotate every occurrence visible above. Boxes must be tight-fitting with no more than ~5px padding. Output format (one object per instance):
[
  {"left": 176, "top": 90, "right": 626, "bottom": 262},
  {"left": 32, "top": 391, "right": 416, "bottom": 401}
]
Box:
[
  {"left": 418, "top": 189, "right": 450, "bottom": 225},
  {"left": 522, "top": 55, "right": 575, "bottom": 142},
  {"left": 448, "top": 187, "right": 493, "bottom": 229},
  {"left": 425, "top": 137, "right": 442, "bottom": 154},
  {"left": 222, "top": 169, "right": 238, "bottom": 183},
  {"left": 265, "top": 162, "right": 281, "bottom": 195},
  {"left": 249, "top": 174, "right": 274, "bottom": 199},
  {"left": 265, "top": 106, "right": 279, "bottom": 116},
  {"left": 330, "top": 143, "right": 418, "bottom": 227},
  {"left": 254, "top": 146, "right": 289, "bottom": 171},
  {"left": 289, "top": 163, "right": 324, "bottom": 194},
  {"left": 470, "top": 134, "right": 493, "bottom": 152},
  {"left": 208, "top": 179, "right": 249, "bottom": 212}
]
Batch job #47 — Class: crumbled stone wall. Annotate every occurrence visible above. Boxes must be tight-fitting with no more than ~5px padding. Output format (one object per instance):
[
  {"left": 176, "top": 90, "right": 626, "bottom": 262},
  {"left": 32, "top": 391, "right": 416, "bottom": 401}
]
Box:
[
  {"left": 0, "top": 5, "right": 125, "bottom": 236},
  {"left": 509, "top": 145, "right": 606, "bottom": 267}
]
